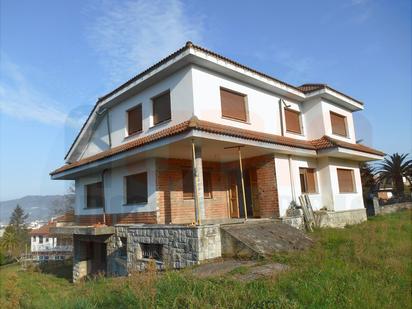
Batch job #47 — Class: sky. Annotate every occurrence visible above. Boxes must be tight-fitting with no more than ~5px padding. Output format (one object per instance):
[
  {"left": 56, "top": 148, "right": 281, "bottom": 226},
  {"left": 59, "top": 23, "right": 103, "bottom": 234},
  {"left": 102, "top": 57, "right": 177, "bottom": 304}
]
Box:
[{"left": 0, "top": 0, "right": 411, "bottom": 201}]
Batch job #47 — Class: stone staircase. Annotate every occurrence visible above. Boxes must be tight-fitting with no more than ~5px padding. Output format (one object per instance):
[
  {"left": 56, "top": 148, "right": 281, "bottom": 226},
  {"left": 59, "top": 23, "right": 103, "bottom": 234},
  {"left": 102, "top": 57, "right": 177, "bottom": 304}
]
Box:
[{"left": 220, "top": 221, "right": 313, "bottom": 258}]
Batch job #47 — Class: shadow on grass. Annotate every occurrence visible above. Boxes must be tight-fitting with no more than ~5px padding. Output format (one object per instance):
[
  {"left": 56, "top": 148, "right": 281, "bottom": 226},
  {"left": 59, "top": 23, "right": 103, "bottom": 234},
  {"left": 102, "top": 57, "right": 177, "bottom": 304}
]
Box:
[{"left": 38, "top": 260, "right": 73, "bottom": 281}]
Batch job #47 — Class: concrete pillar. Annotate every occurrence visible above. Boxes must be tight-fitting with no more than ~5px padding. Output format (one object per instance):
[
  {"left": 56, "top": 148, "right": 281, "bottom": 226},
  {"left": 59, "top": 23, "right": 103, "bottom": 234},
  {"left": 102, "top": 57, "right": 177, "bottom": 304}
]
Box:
[{"left": 193, "top": 144, "right": 206, "bottom": 223}]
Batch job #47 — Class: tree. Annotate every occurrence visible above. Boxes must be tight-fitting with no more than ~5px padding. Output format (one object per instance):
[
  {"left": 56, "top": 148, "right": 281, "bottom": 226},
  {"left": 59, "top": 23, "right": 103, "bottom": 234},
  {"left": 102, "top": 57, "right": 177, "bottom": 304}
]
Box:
[
  {"left": 9, "top": 204, "right": 28, "bottom": 229},
  {"left": 376, "top": 153, "right": 412, "bottom": 198},
  {"left": 0, "top": 205, "right": 29, "bottom": 261},
  {"left": 360, "top": 162, "right": 377, "bottom": 202}
]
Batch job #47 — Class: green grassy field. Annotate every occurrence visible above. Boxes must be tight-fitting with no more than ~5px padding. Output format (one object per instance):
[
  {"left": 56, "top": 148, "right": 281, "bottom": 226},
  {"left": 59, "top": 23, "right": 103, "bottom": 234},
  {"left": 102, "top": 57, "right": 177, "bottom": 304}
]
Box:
[{"left": 1, "top": 210, "right": 411, "bottom": 309}]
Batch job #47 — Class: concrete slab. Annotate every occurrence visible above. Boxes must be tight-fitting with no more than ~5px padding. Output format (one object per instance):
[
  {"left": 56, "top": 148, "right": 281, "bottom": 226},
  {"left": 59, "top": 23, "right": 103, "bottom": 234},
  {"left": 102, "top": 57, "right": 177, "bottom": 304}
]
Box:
[{"left": 51, "top": 226, "right": 115, "bottom": 236}]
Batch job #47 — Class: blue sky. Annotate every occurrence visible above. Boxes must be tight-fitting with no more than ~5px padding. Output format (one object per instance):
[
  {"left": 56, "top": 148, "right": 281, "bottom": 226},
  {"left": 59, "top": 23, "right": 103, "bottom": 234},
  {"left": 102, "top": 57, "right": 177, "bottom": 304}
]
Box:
[{"left": 0, "top": 0, "right": 411, "bottom": 200}]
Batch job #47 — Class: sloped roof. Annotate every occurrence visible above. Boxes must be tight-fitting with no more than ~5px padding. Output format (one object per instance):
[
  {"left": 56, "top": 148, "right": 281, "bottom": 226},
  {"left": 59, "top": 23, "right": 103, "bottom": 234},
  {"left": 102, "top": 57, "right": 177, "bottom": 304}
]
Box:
[
  {"left": 30, "top": 221, "right": 56, "bottom": 236},
  {"left": 51, "top": 117, "right": 383, "bottom": 176},
  {"left": 65, "top": 42, "right": 363, "bottom": 161}
]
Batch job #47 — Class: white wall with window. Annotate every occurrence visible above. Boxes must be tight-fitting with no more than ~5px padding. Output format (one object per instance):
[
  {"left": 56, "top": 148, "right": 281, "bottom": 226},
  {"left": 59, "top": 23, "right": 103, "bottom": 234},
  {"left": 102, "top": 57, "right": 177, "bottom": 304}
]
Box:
[{"left": 75, "top": 158, "right": 156, "bottom": 216}]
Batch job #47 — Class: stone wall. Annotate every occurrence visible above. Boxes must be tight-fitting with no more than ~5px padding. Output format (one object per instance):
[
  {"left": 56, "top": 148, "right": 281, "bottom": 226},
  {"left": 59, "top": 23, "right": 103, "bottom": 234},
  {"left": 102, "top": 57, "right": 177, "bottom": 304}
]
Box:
[
  {"left": 379, "top": 202, "right": 412, "bottom": 215},
  {"left": 125, "top": 224, "right": 221, "bottom": 271},
  {"left": 314, "top": 208, "right": 367, "bottom": 228}
]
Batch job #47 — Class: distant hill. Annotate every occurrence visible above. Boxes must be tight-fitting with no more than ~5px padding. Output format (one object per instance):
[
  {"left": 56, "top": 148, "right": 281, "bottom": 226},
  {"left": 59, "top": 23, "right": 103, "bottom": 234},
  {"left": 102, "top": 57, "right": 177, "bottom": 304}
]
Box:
[{"left": 0, "top": 195, "right": 75, "bottom": 224}]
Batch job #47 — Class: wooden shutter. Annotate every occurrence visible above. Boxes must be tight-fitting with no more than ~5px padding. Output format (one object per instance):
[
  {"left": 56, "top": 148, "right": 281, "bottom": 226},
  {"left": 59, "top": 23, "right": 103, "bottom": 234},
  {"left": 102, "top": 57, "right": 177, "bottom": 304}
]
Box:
[
  {"left": 182, "top": 169, "right": 194, "bottom": 199},
  {"left": 337, "top": 169, "right": 355, "bottom": 193},
  {"left": 153, "top": 91, "right": 171, "bottom": 125},
  {"left": 285, "top": 109, "right": 302, "bottom": 134},
  {"left": 330, "top": 112, "right": 347, "bottom": 136},
  {"left": 299, "top": 168, "right": 317, "bottom": 193},
  {"left": 126, "top": 172, "right": 148, "bottom": 204},
  {"left": 128, "top": 105, "right": 142, "bottom": 135},
  {"left": 182, "top": 169, "right": 212, "bottom": 199},
  {"left": 203, "top": 171, "right": 212, "bottom": 199},
  {"left": 86, "top": 182, "right": 104, "bottom": 208},
  {"left": 220, "top": 88, "right": 247, "bottom": 122}
]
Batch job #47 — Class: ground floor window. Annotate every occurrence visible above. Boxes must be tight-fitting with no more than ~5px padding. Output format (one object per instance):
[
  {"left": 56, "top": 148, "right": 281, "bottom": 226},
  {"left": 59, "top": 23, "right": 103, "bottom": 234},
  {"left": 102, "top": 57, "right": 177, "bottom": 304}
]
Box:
[
  {"left": 182, "top": 169, "right": 212, "bottom": 199},
  {"left": 337, "top": 168, "right": 356, "bottom": 193},
  {"left": 125, "top": 172, "right": 148, "bottom": 204},
  {"left": 299, "top": 168, "right": 317, "bottom": 193},
  {"left": 140, "top": 243, "right": 163, "bottom": 261}
]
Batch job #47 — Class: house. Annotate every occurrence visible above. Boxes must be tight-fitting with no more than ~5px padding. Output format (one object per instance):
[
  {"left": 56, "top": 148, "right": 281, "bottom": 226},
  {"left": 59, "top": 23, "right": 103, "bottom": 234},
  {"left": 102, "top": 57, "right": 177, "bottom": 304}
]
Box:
[
  {"left": 30, "top": 212, "right": 74, "bottom": 261},
  {"left": 50, "top": 42, "right": 384, "bottom": 281}
]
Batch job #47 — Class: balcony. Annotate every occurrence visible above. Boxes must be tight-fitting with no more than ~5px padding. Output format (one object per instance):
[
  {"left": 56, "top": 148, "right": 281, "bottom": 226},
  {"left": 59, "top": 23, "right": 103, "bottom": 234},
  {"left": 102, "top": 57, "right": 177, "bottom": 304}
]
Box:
[{"left": 31, "top": 244, "right": 73, "bottom": 253}]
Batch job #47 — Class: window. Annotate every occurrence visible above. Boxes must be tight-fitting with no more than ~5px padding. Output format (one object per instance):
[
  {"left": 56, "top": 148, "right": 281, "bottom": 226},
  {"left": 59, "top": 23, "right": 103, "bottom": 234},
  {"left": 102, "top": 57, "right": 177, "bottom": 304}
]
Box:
[
  {"left": 299, "top": 168, "right": 317, "bottom": 193},
  {"left": 86, "top": 182, "right": 104, "bottom": 208},
  {"left": 141, "top": 243, "right": 163, "bottom": 261},
  {"left": 285, "top": 109, "right": 302, "bottom": 134},
  {"left": 182, "top": 169, "right": 212, "bottom": 199},
  {"left": 220, "top": 88, "right": 248, "bottom": 122},
  {"left": 127, "top": 105, "right": 142, "bottom": 135},
  {"left": 39, "top": 236, "right": 43, "bottom": 244},
  {"left": 330, "top": 112, "right": 347, "bottom": 137},
  {"left": 125, "top": 172, "right": 148, "bottom": 204},
  {"left": 152, "top": 91, "right": 171, "bottom": 125},
  {"left": 337, "top": 168, "right": 355, "bottom": 193}
]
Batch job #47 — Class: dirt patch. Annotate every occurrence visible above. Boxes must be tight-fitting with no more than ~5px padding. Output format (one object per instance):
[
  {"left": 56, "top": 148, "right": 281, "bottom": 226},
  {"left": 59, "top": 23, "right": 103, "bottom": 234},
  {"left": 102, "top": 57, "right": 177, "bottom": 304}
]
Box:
[{"left": 192, "top": 260, "right": 256, "bottom": 278}]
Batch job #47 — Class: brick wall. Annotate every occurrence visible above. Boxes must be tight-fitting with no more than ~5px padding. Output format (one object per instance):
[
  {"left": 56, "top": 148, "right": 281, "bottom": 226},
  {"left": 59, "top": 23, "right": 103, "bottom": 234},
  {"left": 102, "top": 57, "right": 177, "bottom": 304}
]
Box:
[{"left": 156, "top": 158, "right": 229, "bottom": 224}]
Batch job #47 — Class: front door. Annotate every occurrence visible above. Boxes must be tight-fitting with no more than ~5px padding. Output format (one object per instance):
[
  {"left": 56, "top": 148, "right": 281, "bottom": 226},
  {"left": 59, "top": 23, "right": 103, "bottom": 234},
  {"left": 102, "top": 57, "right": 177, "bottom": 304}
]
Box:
[{"left": 228, "top": 172, "right": 239, "bottom": 218}]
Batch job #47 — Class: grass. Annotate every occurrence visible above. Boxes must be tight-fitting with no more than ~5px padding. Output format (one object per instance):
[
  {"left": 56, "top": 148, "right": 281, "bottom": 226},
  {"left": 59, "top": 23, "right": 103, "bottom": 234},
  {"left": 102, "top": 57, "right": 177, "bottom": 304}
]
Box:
[{"left": 0, "top": 210, "right": 411, "bottom": 308}]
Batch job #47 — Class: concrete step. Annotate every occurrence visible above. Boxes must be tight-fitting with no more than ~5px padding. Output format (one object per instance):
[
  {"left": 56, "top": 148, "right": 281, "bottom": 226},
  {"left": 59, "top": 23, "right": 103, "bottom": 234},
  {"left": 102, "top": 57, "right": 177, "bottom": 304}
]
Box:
[{"left": 220, "top": 221, "right": 313, "bottom": 258}]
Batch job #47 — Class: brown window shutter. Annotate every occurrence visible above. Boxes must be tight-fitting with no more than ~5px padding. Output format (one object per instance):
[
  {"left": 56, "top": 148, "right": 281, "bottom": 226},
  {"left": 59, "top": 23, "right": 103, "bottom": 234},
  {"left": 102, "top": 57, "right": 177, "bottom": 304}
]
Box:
[
  {"left": 128, "top": 105, "right": 142, "bottom": 135},
  {"left": 86, "top": 182, "right": 104, "bottom": 208},
  {"left": 220, "top": 88, "right": 247, "bottom": 122},
  {"left": 182, "top": 169, "right": 213, "bottom": 199},
  {"left": 330, "top": 112, "right": 347, "bottom": 136},
  {"left": 182, "top": 169, "right": 194, "bottom": 199},
  {"left": 299, "top": 168, "right": 317, "bottom": 193},
  {"left": 285, "top": 109, "right": 302, "bottom": 134},
  {"left": 337, "top": 169, "right": 355, "bottom": 193},
  {"left": 126, "top": 172, "right": 148, "bottom": 204},
  {"left": 153, "top": 91, "right": 171, "bottom": 125},
  {"left": 203, "top": 171, "right": 212, "bottom": 199}
]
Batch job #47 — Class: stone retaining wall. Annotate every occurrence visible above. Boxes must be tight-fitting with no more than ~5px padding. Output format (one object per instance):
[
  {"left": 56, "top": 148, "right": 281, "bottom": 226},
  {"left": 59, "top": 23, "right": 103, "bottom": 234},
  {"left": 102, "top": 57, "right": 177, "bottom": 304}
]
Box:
[
  {"left": 379, "top": 202, "right": 412, "bottom": 215},
  {"left": 314, "top": 208, "right": 367, "bottom": 228}
]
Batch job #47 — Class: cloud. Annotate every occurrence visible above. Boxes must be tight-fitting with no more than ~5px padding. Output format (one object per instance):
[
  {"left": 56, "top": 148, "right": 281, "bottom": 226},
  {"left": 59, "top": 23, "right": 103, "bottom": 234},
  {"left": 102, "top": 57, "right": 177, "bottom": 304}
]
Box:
[
  {"left": 0, "top": 55, "right": 85, "bottom": 129},
  {"left": 86, "top": 0, "right": 203, "bottom": 84}
]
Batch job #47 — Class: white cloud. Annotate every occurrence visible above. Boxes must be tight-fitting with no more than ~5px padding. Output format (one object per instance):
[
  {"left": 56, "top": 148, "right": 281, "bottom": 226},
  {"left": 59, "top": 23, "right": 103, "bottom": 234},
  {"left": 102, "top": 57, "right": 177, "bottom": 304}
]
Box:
[
  {"left": 86, "top": 0, "right": 203, "bottom": 84},
  {"left": 0, "top": 55, "right": 84, "bottom": 128}
]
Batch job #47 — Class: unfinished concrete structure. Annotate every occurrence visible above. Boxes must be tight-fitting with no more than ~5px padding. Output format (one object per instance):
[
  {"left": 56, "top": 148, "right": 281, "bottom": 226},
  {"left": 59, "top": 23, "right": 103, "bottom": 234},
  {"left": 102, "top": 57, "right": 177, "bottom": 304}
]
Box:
[{"left": 50, "top": 42, "right": 384, "bottom": 281}]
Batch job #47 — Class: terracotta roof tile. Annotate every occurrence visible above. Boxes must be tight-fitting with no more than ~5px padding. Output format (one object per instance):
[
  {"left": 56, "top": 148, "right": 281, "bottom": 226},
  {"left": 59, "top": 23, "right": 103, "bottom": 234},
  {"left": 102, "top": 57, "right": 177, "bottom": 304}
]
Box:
[
  {"left": 29, "top": 221, "right": 56, "bottom": 236},
  {"left": 51, "top": 117, "right": 383, "bottom": 175},
  {"left": 298, "top": 83, "right": 363, "bottom": 105}
]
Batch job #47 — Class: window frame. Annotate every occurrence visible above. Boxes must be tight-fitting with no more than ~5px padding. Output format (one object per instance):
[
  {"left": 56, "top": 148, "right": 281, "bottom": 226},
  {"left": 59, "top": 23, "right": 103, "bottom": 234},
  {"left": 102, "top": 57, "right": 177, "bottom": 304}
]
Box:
[
  {"left": 124, "top": 172, "right": 148, "bottom": 205},
  {"left": 330, "top": 111, "right": 348, "bottom": 137},
  {"left": 337, "top": 168, "right": 356, "bottom": 193},
  {"left": 182, "top": 168, "right": 213, "bottom": 200},
  {"left": 284, "top": 108, "right": 303, "bottom": 135},
  {"left": 219, "top": 87, "right": 249, "bottom": 123},
  {"left": 152, "top": 90, "right": 171, "bottom": 126},
  {"left": 126, "top": 104, "right": 143, "bottom": 136},
  {"left": 299, "top": 167, "right": 318, "bottom": 194},
  {"left": 85, "top": 181, "right": 104, "bottom": 209}
]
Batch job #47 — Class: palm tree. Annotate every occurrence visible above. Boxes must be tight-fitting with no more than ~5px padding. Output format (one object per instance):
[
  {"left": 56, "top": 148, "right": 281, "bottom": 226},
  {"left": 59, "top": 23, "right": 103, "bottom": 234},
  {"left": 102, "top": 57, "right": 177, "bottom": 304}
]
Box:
[{"left": 376, "top": 153, "right": 412, "bottom": 198}]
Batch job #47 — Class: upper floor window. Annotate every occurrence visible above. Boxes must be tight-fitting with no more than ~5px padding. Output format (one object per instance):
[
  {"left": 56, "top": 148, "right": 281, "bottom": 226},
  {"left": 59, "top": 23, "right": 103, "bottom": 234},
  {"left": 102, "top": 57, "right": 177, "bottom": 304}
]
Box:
[
  {"left": 39, "top": 236, "right": 43, "bottom": 244},
  {"left": 299, "top": 168, "right": 317, "bottom": 193},
  {"left": 152, "top": 91, "right": 171, "bottom": 125},
  {"left": 127, "top": 105, "right": 142, "bottom": 135},
  {"left": 337, "top": 168, "right": 355, "bottom": 193},
  {"left": 330, "top": 112, "right": 347, "bottom": 137},
  {"left": 125, "top": 172, "right": 148, "bottom": 204},
  {"left": 86, "top": 182, "right": 104, "bottom": 208},
  {"left": 182, "top": 169, "right": 212, "bottom": 199},
  {"left": 285, "top": 109, "right": 302, "bottom": 134},
  {"left": 220, "top": 88, "right": 248, "bottom": 122}
]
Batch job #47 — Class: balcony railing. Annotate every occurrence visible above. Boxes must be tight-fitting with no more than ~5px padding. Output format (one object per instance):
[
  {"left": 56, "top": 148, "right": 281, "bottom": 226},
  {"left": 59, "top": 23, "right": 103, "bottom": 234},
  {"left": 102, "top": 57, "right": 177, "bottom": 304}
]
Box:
[{"left": 31, "top": 244, "right": 73, "bottom": 252}]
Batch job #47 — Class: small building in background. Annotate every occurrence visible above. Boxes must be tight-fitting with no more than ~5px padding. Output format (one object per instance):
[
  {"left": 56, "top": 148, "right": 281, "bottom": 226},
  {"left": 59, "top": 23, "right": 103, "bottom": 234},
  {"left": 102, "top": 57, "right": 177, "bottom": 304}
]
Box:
[{"left": 29, "top": 212, "right": 74, "bottom": 261}]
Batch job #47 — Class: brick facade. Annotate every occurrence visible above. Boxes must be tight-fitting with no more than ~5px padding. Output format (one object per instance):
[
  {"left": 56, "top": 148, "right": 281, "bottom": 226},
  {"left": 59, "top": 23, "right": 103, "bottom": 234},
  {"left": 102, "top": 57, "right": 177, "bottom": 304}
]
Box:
[{"left": 75, "top": 155, "right": 279, "bottom": 226}]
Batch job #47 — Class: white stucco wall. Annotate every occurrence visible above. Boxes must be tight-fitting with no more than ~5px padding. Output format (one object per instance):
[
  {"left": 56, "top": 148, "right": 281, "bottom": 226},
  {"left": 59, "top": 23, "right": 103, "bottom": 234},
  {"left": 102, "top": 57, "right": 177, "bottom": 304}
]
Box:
[
  {"left": 321, "top": 100, "right": 356, "bottom": 143},
  {"left": 80, "top": 66, "right": 195, "bottom": 160},
  {"left": 275, "top": 154, "right": 364, "bottom": 216},
  {"left": 75, "top": 158, "right": 157, "bottom": 216}
]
